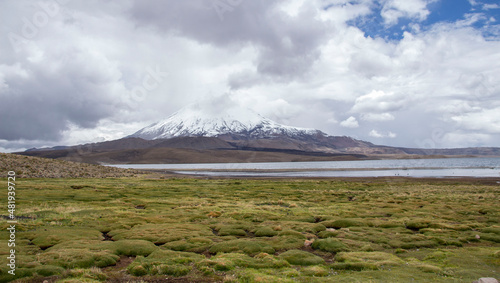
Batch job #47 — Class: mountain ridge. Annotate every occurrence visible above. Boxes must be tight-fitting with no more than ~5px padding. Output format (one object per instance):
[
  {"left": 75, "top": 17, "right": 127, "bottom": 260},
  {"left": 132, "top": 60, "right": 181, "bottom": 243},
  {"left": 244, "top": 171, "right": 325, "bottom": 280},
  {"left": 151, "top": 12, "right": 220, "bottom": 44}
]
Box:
[
  {"left": 17, "top": 134, "right": 500, "bottom": 165},
  {"left": 129, "top": 102, "right": 324, "bottom": 140},
  {"left": 17, "top": 103, "right": 500, "bottom": 164}
]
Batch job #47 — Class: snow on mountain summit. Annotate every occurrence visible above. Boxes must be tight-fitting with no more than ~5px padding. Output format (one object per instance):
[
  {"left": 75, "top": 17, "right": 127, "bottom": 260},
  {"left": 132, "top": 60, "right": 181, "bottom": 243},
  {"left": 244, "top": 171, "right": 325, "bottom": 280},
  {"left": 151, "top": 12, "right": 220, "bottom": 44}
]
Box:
[{"left": 129, "top": 102, "right": 324, "bottom": 140}]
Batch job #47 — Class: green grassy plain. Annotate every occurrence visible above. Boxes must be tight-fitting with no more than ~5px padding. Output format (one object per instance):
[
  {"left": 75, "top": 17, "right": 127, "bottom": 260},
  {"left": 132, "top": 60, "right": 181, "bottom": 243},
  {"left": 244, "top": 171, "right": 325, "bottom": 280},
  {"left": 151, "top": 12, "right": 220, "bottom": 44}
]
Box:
[{"left": 1, "top": 177, "right": 499, "bottom": 282}]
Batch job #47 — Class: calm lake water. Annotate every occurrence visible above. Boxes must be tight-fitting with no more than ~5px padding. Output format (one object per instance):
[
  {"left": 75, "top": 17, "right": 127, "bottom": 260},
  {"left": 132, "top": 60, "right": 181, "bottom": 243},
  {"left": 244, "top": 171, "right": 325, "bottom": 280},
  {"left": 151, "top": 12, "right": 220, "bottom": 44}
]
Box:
[{"left": 110, "top": 157, "right": 500, "bottom": 178}]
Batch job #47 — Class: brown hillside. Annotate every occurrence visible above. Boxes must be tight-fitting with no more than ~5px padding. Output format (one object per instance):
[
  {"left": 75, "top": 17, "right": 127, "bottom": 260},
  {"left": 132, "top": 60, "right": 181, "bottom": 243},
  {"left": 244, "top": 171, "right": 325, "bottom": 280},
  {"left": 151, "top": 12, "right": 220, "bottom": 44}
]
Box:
[
  {"left": 17, "top": 147, "right": 368, "bottom": 164},
  {"left": 0, "top": 153, "right": 141, "bottom": 178}
]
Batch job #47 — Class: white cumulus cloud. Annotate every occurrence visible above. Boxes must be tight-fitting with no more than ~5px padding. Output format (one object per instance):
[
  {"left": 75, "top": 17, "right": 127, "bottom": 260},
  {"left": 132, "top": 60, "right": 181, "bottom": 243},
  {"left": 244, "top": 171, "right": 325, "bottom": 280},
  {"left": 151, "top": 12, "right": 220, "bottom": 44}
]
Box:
[
  {"left": 361, "top": 113, "right": 395, "bottom": 122},
  {"left": 369, "top": 130, "right": 397, "bottom": 138},
  {"left": 352, "top": 90, "right": 406, "bottom": 114},
  {"left": 381, "top": 0, "right": 434, "bottom": 25},
  {"left": 340, "top": 116, "right": 359, "bottom": 128}
]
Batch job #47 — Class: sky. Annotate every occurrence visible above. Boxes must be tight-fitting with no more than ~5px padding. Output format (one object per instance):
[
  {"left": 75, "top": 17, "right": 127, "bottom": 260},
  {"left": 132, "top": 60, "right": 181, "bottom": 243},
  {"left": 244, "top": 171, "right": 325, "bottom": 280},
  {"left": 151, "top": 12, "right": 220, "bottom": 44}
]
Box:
[{"left": 1, "top": 0, "right": 499, "bottom": 152}]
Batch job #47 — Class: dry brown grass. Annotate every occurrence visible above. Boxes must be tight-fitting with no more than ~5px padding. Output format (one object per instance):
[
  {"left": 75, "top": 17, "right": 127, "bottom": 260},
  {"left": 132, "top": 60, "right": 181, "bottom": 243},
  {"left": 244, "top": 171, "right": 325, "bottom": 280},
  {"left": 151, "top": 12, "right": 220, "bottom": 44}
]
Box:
[{"left": 0, "top": 153, "right": 141, "bottom": 178}]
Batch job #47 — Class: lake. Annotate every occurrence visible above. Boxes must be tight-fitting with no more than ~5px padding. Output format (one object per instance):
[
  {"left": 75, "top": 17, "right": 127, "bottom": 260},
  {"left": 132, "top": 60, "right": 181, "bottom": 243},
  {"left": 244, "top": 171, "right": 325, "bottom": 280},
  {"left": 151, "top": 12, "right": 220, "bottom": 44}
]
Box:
[{"left": 109, "top": 157, "right": 500, "bottom": 178}]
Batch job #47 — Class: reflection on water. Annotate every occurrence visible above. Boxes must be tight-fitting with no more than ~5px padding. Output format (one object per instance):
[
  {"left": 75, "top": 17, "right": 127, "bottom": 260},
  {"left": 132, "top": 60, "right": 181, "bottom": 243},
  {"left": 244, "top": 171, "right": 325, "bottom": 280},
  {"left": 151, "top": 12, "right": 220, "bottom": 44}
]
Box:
[{"left": 110, "top": 157, "right": 500, "bottom": 178}]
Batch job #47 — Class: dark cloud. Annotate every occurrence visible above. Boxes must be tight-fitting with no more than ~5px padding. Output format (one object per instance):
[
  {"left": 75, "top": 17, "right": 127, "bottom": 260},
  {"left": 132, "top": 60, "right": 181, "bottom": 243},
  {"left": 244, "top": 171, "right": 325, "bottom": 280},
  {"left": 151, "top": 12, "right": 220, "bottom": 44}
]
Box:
[
  {"left": 0, "top": 56, "right": 119, "bottom": 141},
  {"left": 128, "top": 0, "right": 329, "bottom": 81},
  {"left": 128, "top": 0, "right": 280, "bottom": 45}
]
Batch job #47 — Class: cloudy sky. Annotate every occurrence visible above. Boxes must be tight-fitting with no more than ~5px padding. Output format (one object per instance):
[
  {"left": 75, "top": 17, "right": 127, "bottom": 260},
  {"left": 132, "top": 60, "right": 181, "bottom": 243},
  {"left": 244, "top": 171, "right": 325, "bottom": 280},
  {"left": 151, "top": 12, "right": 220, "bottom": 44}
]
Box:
[{"left": 1, "top": 0, "right": 499, "bottom": 152}]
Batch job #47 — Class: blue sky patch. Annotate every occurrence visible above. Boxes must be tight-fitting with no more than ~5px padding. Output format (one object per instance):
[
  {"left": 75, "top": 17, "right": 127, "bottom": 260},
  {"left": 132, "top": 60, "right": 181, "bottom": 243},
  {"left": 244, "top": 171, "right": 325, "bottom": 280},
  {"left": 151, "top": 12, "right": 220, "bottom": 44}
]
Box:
[{"left": 347, "top": 0, "right": 500, "bottom": 40}]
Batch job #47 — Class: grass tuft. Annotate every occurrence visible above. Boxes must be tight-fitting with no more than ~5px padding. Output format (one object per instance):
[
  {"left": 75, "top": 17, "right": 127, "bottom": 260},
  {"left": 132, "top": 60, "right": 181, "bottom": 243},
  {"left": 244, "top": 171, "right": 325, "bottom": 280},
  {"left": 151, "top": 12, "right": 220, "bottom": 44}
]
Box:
[
  {"left": 301, "top": 265, "right": 330, "bottom": 277},
  {"left": 208, "top": 239, "right": 275, "bottom": 256},
  {"left": 127, "top": 250, "right": 204, "bottom": 276},
  {"left": 335, "top": 251, "right": 404, "bottom": 267},
  {"left": 318, "top": 230, "right": 339, "bottom": 238},
  {"left": 162, "top": 237, "right": 213, "bottom": 253},
  {"left": 66, "top": 267, "right": 108, "bottom": 282},
  {"left": 34, "top": 265, "right": 65, "bottom": 276},
  {"left": 112, "top": 240, "right": 158, "bottom": 256},
  {"left": 26, "top": 228, "right": 103, "bottom": 250},
  {"left": 279, "top": 250, "right": 325, "bottom": 266},
  {"left": 198, "top": 253, "right": 289, "bottom": 271},
  {"left": 254, "top": 226, "right": 279, "bottom": 237},
  {"left": 38, "top": 249, "right": 119, "bottom": 269},
  {"left": 277, "top": 230, "right": 307, "bottom": 239},
  {"left": 405, "top": 219, "right": 431, "bottom": 231}
]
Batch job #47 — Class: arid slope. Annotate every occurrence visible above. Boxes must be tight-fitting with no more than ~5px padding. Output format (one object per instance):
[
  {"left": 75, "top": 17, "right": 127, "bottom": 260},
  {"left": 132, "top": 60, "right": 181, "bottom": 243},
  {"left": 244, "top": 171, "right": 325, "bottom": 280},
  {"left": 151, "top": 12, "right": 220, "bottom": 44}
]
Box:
[{"left": 0, "top": 153, "right": 140, "bottom": 178}]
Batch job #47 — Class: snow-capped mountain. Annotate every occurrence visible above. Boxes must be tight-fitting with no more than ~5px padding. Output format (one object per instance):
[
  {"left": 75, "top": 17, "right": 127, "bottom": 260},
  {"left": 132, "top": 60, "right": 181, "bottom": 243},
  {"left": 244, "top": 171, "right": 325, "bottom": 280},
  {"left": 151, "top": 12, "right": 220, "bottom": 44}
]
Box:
[
  {"left": 24, "top": 101, "right": 500, "bottom": 165},
  {"left": 19, "top": 101, "right": 500, "bottom": 164},
  {"left": 129, "top": 102, "right": 325, "bottom": 140}
]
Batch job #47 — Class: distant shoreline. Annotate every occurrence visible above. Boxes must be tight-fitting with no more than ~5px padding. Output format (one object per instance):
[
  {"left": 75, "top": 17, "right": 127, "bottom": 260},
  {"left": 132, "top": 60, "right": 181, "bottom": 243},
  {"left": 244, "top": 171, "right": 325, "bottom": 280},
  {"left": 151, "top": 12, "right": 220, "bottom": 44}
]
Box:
[{"left": 110, "top": 157, "right": 500, "bottom": 179}]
